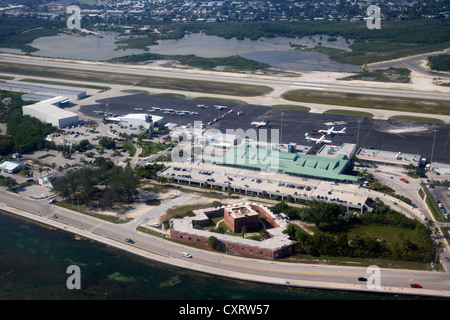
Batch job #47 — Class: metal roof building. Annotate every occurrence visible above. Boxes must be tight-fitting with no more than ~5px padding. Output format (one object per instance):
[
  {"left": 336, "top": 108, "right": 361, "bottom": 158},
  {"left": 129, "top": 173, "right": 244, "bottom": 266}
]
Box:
[
  {"left": 355, "top": 148, "right": 421, "bottom": 167},
  {"left": 199, "top": 144, "right": 358, "bottom": 182},
  {"left": 0, "top": 161, "right": 26, "bottom": 173},
  {"left": 106, "top": 113, "right": 164, "bottom": 130},
  {"left": 0, "top": 82, "right": 86, "bottom": 100},
  {"left": 22, "top": 96, "right": 79, "bottom": 129}
]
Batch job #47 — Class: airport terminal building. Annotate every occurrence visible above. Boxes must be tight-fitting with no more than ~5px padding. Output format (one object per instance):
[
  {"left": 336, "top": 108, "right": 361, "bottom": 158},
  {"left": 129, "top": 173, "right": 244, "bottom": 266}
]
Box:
[
  {"left": 198, "top": 144, "right": 358, "bottom": 183},
  {"left": 355, "top": 148, "right": 421, "bottom": 168}
]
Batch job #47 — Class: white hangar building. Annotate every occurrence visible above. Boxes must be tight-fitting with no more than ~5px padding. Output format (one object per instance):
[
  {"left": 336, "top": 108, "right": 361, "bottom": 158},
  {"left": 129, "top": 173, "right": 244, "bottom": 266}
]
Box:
[
  {"left": 106, "top": 113, "right": 164, "bottom": 130},
  {"left": 22, "top": 96, "right": 79, "bottom": 129}
]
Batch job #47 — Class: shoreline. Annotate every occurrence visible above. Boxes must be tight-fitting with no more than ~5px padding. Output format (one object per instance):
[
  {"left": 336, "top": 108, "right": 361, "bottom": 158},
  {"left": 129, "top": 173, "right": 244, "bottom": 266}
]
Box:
[{"left": 1, "top": 203, "right": 449, "bottom": 299}]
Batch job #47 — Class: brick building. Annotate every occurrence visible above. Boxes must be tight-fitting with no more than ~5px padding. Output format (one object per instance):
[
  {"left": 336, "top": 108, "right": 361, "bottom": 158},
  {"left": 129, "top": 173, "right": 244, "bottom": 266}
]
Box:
[
  {"left": 224, "top": 204, "right": 259, "bottom": 233},
  {"left": 169, "top": 203, "right": 295, "bottom": 260}
]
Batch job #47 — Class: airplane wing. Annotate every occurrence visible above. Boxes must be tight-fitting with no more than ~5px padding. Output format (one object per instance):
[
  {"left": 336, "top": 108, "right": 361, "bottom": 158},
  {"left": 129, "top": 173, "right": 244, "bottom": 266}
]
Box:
[{"left": 316, "top": 135, "right": 325, "bottom": 144}]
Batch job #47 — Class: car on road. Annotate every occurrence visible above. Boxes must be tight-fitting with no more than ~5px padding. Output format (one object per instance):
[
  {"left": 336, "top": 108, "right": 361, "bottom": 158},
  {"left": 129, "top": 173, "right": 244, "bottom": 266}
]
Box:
[
  {"left": 125, "top": 238, "right": 135, "bottom": 244},
  {"left": 400, "top": 178, "right": 409, "bottom": 183},
  {"left": 358, "top": 277, "right": 367, "bottom": 282},
  {"left": 410, "top": 283, "right": 422, "bottom": 288},
  {"left": 182, "top": 252, "right": 192, "bottom": 258},
  {"left": 49, "top": 198, "right": 57, "bottom": 204}
]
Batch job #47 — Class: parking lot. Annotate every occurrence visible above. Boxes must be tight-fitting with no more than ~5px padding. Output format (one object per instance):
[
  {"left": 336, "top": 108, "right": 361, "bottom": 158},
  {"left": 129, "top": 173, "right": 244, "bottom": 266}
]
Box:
[
  {"left": 158, "top": 161, "right": 368, "bottom": 211},
  {"left": 427, "top": 185, "right": 450, "bottom": 219}
]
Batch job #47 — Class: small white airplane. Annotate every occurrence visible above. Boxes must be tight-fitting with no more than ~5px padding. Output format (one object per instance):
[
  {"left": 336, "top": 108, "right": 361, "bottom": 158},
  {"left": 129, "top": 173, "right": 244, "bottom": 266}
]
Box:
[
  {"left": 214, "top": 105, "right": 228, "bottom": 110},
  {"left": 305, "top": 133, "right": 332, "bottom": 144},
  {"left": 318, "top": 127, "right": 346, "bottom": 135},
  {"left": 197, "top": 104, "right": 208, "bottom": 108},
  {"left": 251, "top": 121, "right": 268, "bottom": 127}
]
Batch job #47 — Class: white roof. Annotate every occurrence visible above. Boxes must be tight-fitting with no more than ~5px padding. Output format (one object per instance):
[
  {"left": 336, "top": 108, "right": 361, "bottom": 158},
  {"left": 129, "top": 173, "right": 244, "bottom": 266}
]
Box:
[
  {"left": 0, "top": 161, "right": 25, "bottom": 171},
  {"left": 23, "top": 96, "right": 77, "bottom": 119},
  {"left": 115, "top": 113, "right": 164, "bottom": 122}
]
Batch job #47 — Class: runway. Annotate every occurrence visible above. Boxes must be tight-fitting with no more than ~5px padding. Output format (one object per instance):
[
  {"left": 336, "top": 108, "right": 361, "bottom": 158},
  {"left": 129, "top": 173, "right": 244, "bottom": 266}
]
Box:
[{"left": 1, "top": 54, "right": 450, "bottom": 102}]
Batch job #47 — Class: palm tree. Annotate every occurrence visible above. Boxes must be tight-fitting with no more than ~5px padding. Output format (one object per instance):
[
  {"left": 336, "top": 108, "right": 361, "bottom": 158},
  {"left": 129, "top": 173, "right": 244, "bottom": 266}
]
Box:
[
  {"left": 241, "top": 226, "right": 247, "bottom": 238},
  {"left": 426, "top": 219, "right": 435, "bottom": 232},
  {"left": 434, "top": 242, "right": 445, "bottom": 270}
]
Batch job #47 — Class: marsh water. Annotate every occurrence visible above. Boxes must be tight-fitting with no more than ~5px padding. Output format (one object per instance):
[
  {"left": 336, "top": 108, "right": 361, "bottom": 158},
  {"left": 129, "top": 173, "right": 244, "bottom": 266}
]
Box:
[{"left": 1, "top": 31, "right": 360, "bottom": 72}]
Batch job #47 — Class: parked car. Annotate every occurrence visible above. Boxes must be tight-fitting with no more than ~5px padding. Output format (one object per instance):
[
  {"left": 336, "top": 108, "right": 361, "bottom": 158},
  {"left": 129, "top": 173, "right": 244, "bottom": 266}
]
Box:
[{"left": 410, "top": 283, "right": 422, "bottom": 288}]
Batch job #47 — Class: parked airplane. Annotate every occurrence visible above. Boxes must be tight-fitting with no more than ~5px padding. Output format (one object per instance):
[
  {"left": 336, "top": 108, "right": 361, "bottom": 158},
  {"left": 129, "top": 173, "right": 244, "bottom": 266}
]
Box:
[
  {"left": 305, "top": 133, "right": 332, "bottom": 144},
  {"left": 318, "top": 127, "right": 346, "bottom": 135},
  {"left": 197, "top": 104, "right": 208, "bottom": 108},
  {"left": 251, "top": 121, "right": 268, "bottom": 127},
  {"left": 214, "top": 105, "right": 228, "bottom": 110}
]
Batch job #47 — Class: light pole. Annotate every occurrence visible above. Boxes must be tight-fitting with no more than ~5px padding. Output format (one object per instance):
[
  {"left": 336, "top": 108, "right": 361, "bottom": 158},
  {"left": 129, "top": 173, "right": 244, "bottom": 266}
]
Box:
[
  {"left": 430, "top": 130, "right": 437, "bottom": 178},
  {"left": 357, "top": 120, "right": 361, "bottom": 147}
]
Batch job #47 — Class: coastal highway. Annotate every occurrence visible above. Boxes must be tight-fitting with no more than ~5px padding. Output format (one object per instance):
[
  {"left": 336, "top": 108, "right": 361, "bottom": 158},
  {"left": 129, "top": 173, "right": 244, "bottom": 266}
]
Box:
[
  {"left": 1, "top": 54, "right": 450, "bottom": 102},
  {"left": 1, "top": 189, "right": 449, "bottom": 298}
]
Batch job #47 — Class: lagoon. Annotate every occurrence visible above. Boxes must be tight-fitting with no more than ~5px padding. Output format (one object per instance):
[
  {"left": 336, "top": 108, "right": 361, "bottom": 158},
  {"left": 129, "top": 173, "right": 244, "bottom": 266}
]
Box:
[{"left": 2, "top": 31, "right": 361, "bottom": 72}]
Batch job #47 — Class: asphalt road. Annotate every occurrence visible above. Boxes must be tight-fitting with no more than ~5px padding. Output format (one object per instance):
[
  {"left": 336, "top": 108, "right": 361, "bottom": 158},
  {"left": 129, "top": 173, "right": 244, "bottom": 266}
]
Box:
[
  {"left": 1, "top": 188, "right": 449, "bottom": 298},
  {"left": 368, "top": 51, "right": 450, "bottom": 80}
]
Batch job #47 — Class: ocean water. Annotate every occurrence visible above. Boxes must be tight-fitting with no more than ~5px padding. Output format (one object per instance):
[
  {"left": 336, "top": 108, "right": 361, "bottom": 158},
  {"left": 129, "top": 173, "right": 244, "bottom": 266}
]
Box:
[{"left": 0, "top": 211, "right": 421, "bottom": 301}]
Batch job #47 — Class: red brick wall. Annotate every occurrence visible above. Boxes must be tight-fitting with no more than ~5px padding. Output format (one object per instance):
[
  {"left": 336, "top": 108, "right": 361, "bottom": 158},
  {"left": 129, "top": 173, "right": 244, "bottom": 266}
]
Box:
[
  {"left": 169, "top": 230, "right": 293, "bottom": 260},
  {"left": 249, "top": 204, "right": 280, "bottom": 228}
]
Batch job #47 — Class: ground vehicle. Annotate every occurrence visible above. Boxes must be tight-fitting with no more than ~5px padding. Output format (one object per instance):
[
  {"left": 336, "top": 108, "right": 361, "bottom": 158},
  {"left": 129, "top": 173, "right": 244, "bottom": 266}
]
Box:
[
  {"left": 182, "top": 252, "right": 192, "bottom": 258},
  {"left": 400, "top": 178, "right": 409, "bottom": 183},
  {"left": 125, "top": 238, "right": 135, "bottom": 244},
  {"left": 410, "top": 283, "right": 422, "bottom": 288},
  {"left": 358, "top": 277, "right": 367, "bottom": 282},
  {"left": 49, "top": 198, "right": 57, "bottom": 204}
]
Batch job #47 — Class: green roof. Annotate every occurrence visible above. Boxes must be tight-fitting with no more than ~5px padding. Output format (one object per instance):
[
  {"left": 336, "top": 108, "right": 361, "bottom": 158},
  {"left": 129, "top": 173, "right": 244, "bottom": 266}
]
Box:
[{"left": 199, "top": 145, "right": 358, "bottom": 182}]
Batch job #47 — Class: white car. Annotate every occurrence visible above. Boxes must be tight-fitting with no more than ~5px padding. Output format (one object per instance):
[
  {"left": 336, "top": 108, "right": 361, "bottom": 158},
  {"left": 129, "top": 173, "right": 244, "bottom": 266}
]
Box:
[{"left": 182, "top": 252, "right": 192, "bottom": 258}]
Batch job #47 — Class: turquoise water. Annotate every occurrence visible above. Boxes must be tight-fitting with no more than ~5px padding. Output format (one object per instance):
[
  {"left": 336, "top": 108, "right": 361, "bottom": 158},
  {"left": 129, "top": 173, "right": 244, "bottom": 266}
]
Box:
[{"left": 0, "top": 211, "right": 422, "bottom": 300}]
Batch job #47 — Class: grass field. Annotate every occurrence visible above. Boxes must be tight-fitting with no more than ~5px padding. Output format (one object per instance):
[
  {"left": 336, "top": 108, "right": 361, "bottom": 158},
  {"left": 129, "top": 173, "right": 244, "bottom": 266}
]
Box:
[
  {"left": 270, "top": 104, "right": 311, "bottom": 111},
  {"left": 0, "top": 63, "right": 272, "bottom": 97},
  {"left": 282, "top": 89, "right": 450, "bottom": 116},
  {"left": 194, "top": 96, "right": 249, "bottom": 104},
  {"left": 389, "top": 115, "right": 445, "bottom": 124},
  {"left": 324, "top": 109, "right": 374, "bottom": 118},
  {"left": 20, "top": 78, "right": 111, "bottom": 92}
]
